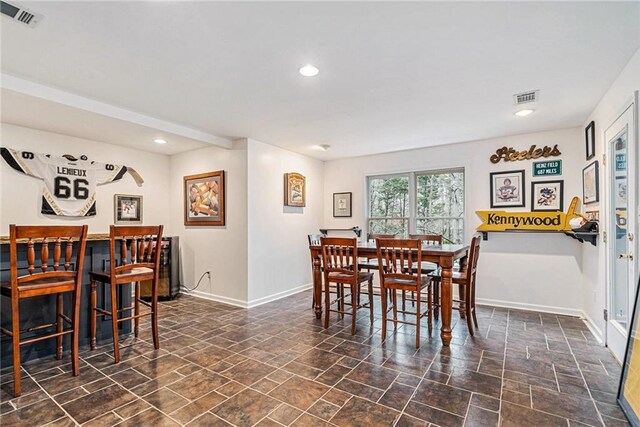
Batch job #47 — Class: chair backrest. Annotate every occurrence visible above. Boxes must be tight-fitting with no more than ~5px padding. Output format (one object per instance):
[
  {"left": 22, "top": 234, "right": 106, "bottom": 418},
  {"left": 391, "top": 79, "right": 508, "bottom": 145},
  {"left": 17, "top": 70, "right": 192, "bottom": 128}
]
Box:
[
  {"left": 109, "top": 225, "right": 164, "bottom": 277},
  {"left": 367, "top": 233, "right": 396, "bottom": 242},
  {"left": 466, "top": 235, "right": 481, "bottom": 279},
  {"left": 307, "top": 233, "right": 326, "bottom": 246},
  {"left": 9, "top": 224, "right": 89, "bottom": 290},
  {"left": 408, "top": 234, "right": 442, "bottom": 245},
  {"left": 376, "top": 238, "right": 422, "bottom": 288},
  {"left": 320, "top": 237, "right": 358, "bottom": 279}
]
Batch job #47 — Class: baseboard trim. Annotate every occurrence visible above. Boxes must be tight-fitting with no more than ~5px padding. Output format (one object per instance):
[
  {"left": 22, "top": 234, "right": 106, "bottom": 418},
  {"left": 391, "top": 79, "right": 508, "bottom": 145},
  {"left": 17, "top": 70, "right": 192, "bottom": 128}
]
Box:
[
  {"left": 580, "top": 311, "right": 604, "bottom": 344},
  {"left": 476, "top": 298, "right": 583, "bottom": 317},
  {"left": 247, "top": 284, "right": 312, "bottom": 308},
  {"left": 180, "top": 288, "right": 248, "bottom": 309}
]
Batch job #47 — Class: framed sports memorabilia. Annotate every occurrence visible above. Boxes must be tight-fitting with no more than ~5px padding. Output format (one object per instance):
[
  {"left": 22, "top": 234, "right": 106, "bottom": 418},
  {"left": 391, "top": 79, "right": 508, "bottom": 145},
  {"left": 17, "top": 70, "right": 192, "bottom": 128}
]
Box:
[
  {"left": 490, "top": 170, "right": 525, "bottom": 208},
  {"left": 582, "top": 161, "right": 599, "bottom": 204},
  {"left": 114, "top": 194, "right": 143, "bottom": 224},
  {"left": 585, "top": 121, "right": 596, "bottom": 160},
  {"left": 284, "top": 172, "right": 306, "bottom": 207},
  {"left": 333, "top": 192, "right": 352, "bottom": 217},
  {"left": 184, "top": 170, "right": 225, "bottom": 226},
  {"left": 618, "top": 277, "right": 640, "bottom": 426},
  {"left": 531, "top": 180, "right": 563, "bottom": 212}
]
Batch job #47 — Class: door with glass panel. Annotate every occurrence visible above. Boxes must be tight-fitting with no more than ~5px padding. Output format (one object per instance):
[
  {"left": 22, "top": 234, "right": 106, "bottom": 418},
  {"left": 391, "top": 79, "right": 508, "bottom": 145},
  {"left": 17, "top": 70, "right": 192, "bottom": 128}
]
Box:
[{"left": 606, "top": 95, "right": 638, "bottom": 362}]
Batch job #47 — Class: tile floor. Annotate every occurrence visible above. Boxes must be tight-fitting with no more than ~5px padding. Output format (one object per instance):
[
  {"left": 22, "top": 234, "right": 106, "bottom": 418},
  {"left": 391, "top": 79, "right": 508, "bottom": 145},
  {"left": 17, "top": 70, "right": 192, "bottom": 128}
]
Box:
[{"left": 0, "top": 291, "right": 630, "bottom": 427}]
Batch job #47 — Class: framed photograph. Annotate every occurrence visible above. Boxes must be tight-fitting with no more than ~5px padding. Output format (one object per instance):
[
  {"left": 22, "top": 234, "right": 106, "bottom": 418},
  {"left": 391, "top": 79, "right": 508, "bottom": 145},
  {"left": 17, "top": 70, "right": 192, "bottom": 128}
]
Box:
[
  {"left": 114, "top": 194, "right": 142, "bottom": 224},
  {"left": 531, "top": 180, "right": 563, "bottom": 212},
  {"left": 585, "top": 210, "right": 600, "bottom": 222},
  {"left": 618, "top": 276, "right": 640, "bottom": 426},
  {"left": 582, "top": 161, "right": 599, "bottom": 205},
  {"left": 616, "top": 176, "right": 628, "bottom": 206},
  {"left": 490, "top": 170, "right": 525, "bottom": 208},
  {"left": 585, "top": 120, "right": 595, "bottom": 160},
  {"left": 184, "top": 170, "right": 225, "bottom": 226},
  {"left": 284, "top": 172, "right": 306, "bottom": 207},
  {"left": 333, "top": 192, "right": 352, "bottom": 217}
]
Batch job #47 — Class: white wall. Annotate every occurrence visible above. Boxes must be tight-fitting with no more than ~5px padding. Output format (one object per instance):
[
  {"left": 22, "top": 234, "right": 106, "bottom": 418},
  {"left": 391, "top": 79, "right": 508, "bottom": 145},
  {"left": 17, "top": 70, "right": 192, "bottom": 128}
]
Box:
[
  {"left": 323, "top": 128, "right": 586, "bottom": 315},
  {"left": 246, "top": 139, "right": 324, "bottom": 305},
  {"left": 0, "top": 123, "right": 171, "bottom": 235},
  {"left": 580, "top": 48, "right": 640, "bottom": 340},
  {"left": 169, "top": 142, "right": 249, "bottom": 304}
]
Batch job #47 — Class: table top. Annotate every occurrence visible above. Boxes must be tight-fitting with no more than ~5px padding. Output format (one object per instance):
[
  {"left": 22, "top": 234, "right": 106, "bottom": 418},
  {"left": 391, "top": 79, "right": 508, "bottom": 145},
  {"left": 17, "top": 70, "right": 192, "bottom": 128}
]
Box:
[{"left": 310, "top": 241, "right": 469, "bottom": 256}]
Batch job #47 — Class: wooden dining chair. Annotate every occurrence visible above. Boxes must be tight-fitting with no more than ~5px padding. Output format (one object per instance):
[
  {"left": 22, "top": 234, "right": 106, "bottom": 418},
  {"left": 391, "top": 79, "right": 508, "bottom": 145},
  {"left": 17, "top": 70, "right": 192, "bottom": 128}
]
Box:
[
  {"left": 358, "top": 233, "right": 396, "bottom": 273},
  {"left": 376, "top": 238, "right": 435, "bottom": 348},
  {"left": 404, "top": 234, "right": 443, "bottom": 310},
  {"left": 320, "top": 237, "right": 374, "bottom": 334},
  {"left": 90, "top": 225, "right": 163, "bottom": 363},
  {"left": 1, "top": 224, "right": 88, "bottom": 397},
  {"left": 430, "top": 235, "right": 481, "bottom": 335},
  {"left": 308, "top": 233, "right": 331, "bottom": 309}
]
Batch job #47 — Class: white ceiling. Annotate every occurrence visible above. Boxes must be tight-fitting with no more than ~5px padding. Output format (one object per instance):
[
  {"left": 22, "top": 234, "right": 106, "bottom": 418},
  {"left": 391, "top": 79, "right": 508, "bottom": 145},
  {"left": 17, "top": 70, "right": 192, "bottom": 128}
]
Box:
[{"left": 1, "top": 1, "right": 639, "bottom": 160}]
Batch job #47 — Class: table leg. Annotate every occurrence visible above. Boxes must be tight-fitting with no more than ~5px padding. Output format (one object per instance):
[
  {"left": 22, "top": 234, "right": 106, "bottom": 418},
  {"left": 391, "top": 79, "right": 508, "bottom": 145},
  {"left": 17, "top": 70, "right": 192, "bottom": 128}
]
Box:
[
  {"left": 313, "top": 253, "right": 322, "bottom": 319},
  {"left": 440, "top": 256, "right": 454, "bottom": 346}
]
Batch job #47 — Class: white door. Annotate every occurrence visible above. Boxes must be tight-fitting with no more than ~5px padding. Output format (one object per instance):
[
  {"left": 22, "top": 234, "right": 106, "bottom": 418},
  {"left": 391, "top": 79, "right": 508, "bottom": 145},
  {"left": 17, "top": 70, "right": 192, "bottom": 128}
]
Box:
[{"left": 605, "top": 92, "right": 639, "bottom": 362}]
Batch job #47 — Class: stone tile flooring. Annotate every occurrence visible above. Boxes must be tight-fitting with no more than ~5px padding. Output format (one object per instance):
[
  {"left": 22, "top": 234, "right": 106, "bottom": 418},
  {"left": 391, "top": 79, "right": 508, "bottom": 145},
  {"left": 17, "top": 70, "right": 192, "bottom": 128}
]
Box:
[{"left": 0, "top": 291, "right": 630, "bottom": 426}]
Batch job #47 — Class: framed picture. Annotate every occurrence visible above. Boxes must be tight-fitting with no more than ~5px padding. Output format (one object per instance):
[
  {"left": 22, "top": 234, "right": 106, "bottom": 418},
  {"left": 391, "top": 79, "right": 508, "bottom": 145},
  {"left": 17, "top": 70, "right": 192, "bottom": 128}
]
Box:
[
  {"left": 585, "top": 120, "right": 595, "bottom": 160},
  {"left": 585, "top": 210, "right": 600, "bottom": 221},
  {"left": 616, "top": 176, "right": 628, "bottom": 206},
  {"left": 618, "top": 276, "right": 640, "bottom": 426},
  {"left": 114, "top": 194, "right": 142, "bottom": 224},
  {"left": 531, "top": 180, "right": 564, "bottom": 212},
  {"left": 284, "top": 172, "right": 306, "bottom": 207},
  {"left": 582, "top": 161, "right": 599, "bottom": 205},
  {"left": 333, "top": 192, "right": 352, "bottom": 217},
  {"left": 184, "top": 170, "right": 225, "bottom": 226},
  {"left": 490, "top": 170, "right": 525, "bottom": 208}
]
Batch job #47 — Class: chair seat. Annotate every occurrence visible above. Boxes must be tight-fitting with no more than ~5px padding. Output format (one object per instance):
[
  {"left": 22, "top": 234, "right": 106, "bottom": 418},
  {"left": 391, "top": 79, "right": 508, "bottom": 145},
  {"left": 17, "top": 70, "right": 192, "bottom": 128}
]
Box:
[
  {"left": 384, "top": 275, "right": 431, "bottom": 289},
  {"left": 1, "top": 278, "right": 75, "bottom": 297},
  {"left": 328, "top": 271, "right": 373, "bottom": 283},
  {"left": 90, "top": 267, "right": 154, "bottom": 283}
]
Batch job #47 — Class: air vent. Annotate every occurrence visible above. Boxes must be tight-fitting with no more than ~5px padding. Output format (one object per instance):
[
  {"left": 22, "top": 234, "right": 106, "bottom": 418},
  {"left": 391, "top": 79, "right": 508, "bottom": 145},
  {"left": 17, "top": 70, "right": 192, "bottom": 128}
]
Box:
[
  {"left": 513, "top": 90, "right": 539, "bottom": 105},
  {"left": 1, "top": 1, "right": 42, "bottom": 28}
]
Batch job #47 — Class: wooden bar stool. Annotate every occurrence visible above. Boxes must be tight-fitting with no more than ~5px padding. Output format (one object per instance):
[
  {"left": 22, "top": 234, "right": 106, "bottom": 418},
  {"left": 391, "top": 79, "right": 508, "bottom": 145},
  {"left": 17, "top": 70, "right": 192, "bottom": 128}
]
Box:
[
  {"left": 404, "top": 234, "right": 442, "bottom": 310},
  {"left": 1, "top": 224, "right": 88, "bottom": 397},
  {"left": 376, "top": 238, "right": 434, "bottom": 349},
  {"left": 430, "top": 235, "right": 481, "bottom": 335},
  {"left": 320, "top": 237, "right": 374, "bottom": 334},
  {"left": 89, "top": 225, "right": 163, "bottom": 363}
]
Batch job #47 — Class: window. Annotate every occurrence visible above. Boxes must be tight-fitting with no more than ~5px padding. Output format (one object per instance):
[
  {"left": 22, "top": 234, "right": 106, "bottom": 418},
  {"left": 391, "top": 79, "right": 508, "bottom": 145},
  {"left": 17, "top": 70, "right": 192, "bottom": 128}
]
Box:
[{"left": 367, "top": 169, "right": 465, "bottom": 243}]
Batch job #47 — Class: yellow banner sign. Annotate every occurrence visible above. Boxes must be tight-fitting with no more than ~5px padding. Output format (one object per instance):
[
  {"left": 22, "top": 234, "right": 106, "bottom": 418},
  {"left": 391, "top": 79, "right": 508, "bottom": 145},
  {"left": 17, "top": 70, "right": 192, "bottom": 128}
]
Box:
[{"left": 477, "top": 197, "right": 581, "bottom": 232}]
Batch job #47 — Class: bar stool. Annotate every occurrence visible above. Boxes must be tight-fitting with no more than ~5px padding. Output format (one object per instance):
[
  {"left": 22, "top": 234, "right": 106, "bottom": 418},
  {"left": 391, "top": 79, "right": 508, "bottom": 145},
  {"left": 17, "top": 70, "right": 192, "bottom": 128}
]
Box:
[
  {"left": 89, "top": 225, "right": 163, "bottom": 363},
  {"left": 320, "top": 237, "right": 374, "bottom": 334},
  {"left": 1, "top": 224, "right": 88, "bottom": 397},
  {"left": 376, "top": 238, "right": 434, "bottom": 349},
  {"left": 430, "top": 235, "right": 481, "bottom": 335},
  {"left": 404, "top": 234, "right": 442, "bottom": 310}
]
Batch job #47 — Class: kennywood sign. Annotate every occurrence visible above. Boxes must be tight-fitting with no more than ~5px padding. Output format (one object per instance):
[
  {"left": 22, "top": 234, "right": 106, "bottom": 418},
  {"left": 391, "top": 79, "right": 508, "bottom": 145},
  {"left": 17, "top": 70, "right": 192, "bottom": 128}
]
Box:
[
  {"left": 490, "top": 144, "right": 561, "bottom": 164},
  {"left": 477, "top": 197, "right": 581, "bottom": 232}
]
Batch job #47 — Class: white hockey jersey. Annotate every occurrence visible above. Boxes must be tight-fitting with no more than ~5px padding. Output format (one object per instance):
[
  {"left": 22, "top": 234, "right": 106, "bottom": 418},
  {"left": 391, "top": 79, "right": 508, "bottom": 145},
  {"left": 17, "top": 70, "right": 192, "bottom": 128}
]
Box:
[{"left": 1, "top": 148, "right": 127, "bottom": 217}]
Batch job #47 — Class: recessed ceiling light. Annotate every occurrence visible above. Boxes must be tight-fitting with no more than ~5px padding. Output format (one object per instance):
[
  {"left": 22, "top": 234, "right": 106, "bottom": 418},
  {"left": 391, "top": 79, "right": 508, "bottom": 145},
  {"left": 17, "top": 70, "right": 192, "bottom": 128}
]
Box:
[
  {"left": 318, "top": 144, "right": 330, "bottom": 151},
  {"left": 514, "top": 109, "right": 534, "bottom": 117},
  {"left": 154, "top": 138, "right": 167, "bottom": 144},
  {"left": 299, "top": 64, "right": 319, "bottom": 77}
]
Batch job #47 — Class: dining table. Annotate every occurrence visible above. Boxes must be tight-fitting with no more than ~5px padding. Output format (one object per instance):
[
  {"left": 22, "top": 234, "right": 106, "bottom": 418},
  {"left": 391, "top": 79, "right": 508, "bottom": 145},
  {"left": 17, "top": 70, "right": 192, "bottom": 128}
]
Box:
[{"left": 308, "top": 241, "right": 470, "bottom": 346}]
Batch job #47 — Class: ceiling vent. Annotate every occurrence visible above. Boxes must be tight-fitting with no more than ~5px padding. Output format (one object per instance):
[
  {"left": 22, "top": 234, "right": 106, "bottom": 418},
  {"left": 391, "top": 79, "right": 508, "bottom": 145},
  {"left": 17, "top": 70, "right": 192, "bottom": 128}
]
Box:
[
  {"left": 513, "top": 90, "right": 539, "bottom": 105},
  {"left": 1, "top": 1, "right": 42, "bottom": 28}
]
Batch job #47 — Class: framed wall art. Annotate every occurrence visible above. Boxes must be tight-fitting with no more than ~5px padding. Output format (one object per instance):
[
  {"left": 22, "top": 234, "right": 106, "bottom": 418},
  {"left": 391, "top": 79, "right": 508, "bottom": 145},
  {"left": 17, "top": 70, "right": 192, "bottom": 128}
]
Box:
[
  {"left": 114, "top": 194, "right": 143, "bottom": 224},
  {"left": 184, "top": 170, "right": 225, "bottom": 226},
  {"left": 333, "top": 192, "right": 352, "bottom": 217},
  {"left": 284, "top": 172, "right": 306, "bottom": 207},
  {"left": 490, "top": 170, "right": 525, "bottom": 208},
  {"left": 618, "top": 276, "right": 640, "bottom": 426},
  {"left": 585, "top": 121, "right": 596, "bottom": 160},
  {"left": 584, "top": 210, "right": 600, "bottom": 221},
  {"left": 582, "top": 161, "right": 599, "bottom": 205},
  {"left": 531, "top": 180, "right": 563, "bottom": 212}
]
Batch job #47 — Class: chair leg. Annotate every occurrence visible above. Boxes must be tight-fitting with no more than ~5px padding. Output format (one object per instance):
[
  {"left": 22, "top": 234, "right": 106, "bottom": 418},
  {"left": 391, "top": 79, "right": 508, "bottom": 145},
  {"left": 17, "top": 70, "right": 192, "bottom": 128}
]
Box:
[
  {"left": 368, "top": 278, "right": 374, "bottom": 323},
  {"left": 471, "top": 280, "right": 479, "bottom": 328},
  {"left": 466, "top": 298, "right": 474, "bottom": 336},
  {"left": 56, "top": 293, "right": 63, "bottom": 360},
  {"left": 324, "top": 278, "right": 331, "bottom": 329},
  {"left": 71, "top": 288, "right": 81, "bottom": 376},
  {"left": 90, "top": 280, "right": 97, "bottom": 350},
  {"left": 151, "top": 279, "right": 160, "bottom": 350},
  {"left": 351, "top": 283, "right": 357, "bottom": 335},
  {"left": 134, "top": 282, "right": 140, "bottom": 338},
  {"left": 340, "top": 284, "right": 345, "bottom": 319},
  {"left": 433, "top": 281, "right": 440, "bottom": 320},
  {"left": 110, "top": 283, "right": 120, "bottom": 363},
  {"left": 427, "top": 285, "right": 433, "bottom": 335},
  {"left": 381, "top": 287, "right": 387, "bottom": 342},
  {"left": 391, "top": 290, "right": 398, "bottom": 330},
  {"left": 11, "top": 296, "right": 21, "bottom": 397},
  {"left": 402, "top": 290, "right": 406, "bottom": 311},
  {"left": 415, "top": 291, "right": 421, "bottom": 349},
  {"left": 459, "top": 283, "right": 466, "bottom": 319}
]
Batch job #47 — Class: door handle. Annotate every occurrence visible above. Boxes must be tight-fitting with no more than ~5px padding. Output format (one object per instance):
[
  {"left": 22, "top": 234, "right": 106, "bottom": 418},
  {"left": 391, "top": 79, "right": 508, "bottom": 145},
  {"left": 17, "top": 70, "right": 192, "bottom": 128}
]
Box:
[{"left": 618, "top": 253, "right": 634, "bottom": 260}]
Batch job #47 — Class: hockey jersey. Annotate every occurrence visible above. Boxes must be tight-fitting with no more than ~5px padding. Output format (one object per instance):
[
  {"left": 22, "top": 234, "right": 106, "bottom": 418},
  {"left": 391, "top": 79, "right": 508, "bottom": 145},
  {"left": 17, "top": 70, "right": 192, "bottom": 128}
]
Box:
[{"left": 1, "top": 148, "right": 127, "bottom": 217}]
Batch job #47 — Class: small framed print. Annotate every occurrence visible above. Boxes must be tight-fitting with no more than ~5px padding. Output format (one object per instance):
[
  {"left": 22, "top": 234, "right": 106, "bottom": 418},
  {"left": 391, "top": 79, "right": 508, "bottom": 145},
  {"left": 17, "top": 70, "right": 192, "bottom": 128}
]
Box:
[
  {"left": 490, "top": 170, "right": 525, "bottom": 208},
  {"left": 582, "top": 161, "right": 599, "bottom": 205},
  {"left": 114, "top": 194, "right": 143, "bottom": 224},
  {"left": 184, "top": 170, "right": 225, "bottom": 226},
  {"left": 585, "top": 210, "right": 600, "bottom": 221},
  {"left": 585, "top": 121, "right": 596, "bottom": 160},
  {"left": 333, "top": 192, "right": 352, "bottom": 217},
  {"left": 284, "top": 172, "right": 306, "bottom": 207},
  {"left": 531, "top": 180, "right": 564, "bottom": 212}
]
